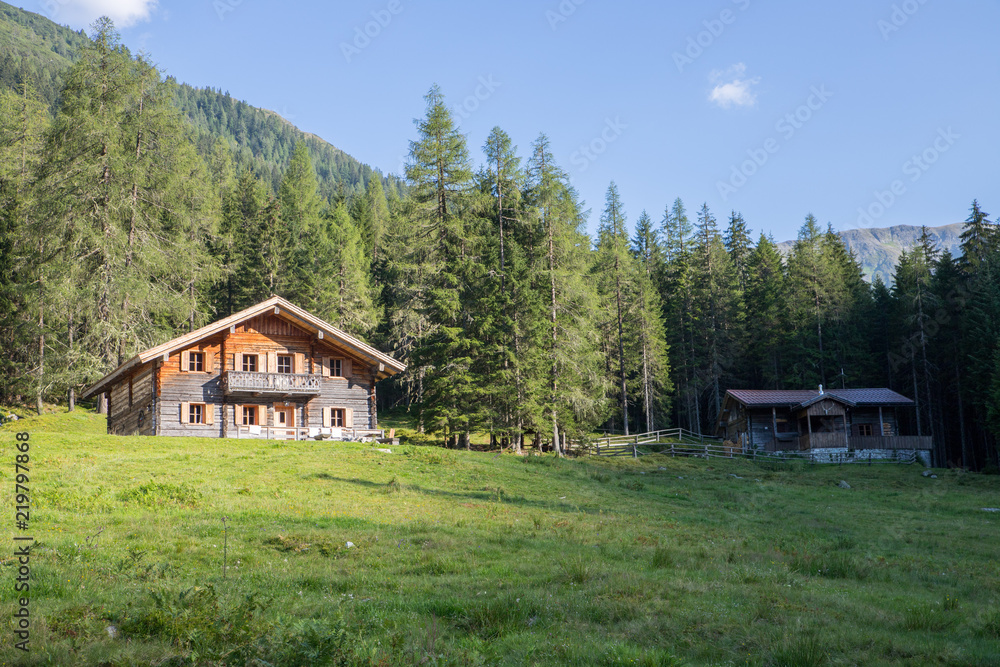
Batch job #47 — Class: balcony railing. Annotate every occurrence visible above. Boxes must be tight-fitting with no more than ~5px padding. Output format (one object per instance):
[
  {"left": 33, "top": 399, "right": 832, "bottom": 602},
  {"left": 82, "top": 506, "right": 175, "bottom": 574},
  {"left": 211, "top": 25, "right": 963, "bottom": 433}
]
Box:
[{"left": 222, "top": 371, "right": 322, "bottom": 396}]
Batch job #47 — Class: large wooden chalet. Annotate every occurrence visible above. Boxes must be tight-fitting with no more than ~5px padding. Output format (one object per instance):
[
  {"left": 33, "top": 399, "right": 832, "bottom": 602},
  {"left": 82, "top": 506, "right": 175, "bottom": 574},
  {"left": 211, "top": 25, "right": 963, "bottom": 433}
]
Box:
[
  {"left": 718, "top": 387, "right": 933, "bottom": 462},
  {"left": 82, "top": 297, "right": 405, "bottom": 440}
]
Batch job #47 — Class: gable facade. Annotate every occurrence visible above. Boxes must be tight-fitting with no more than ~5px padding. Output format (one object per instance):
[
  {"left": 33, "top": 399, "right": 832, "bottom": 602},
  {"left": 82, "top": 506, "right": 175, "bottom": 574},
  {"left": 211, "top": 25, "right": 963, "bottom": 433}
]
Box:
[{"left": 84, "top": 298, "right": 405, "bottom": 439}]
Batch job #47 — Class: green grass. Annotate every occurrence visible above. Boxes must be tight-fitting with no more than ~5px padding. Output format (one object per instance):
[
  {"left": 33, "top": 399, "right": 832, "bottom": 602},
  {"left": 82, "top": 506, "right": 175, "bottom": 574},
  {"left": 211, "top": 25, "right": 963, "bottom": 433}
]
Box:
[{"left": 2, "top": 408, "right": 1000, "bottom": 665}]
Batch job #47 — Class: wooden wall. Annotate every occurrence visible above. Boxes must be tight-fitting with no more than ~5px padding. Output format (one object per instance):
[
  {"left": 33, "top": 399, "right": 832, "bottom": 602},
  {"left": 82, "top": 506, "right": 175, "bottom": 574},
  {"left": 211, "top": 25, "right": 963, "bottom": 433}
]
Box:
[
  {"left": 107, "top": 364, "right": 156, "bottom": 436},
  {"left": 157, "top": 333, "right": 225, "bottom": 437},
  {"left": 849, "top": 407, "right": 898, "bottom": 436},
  {"left": 146, "top": 313, "right": 377, "bottom": 437}
]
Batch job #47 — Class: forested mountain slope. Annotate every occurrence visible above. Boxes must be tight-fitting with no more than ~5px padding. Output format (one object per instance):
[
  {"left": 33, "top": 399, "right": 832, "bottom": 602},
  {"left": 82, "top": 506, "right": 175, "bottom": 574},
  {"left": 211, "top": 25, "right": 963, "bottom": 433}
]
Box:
[{"left": 0, "top": 0, "right": 403, "bottom": 199}]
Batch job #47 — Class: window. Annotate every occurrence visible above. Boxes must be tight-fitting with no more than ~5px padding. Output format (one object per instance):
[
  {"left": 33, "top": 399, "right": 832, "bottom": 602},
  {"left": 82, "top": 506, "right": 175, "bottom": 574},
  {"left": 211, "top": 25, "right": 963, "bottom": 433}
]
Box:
[
  {"left": 332, "top": 359, "right": 343, "bottom": 377},
  {"left": 189, "top": 352, "right": 204, "bottom": 372},
  {"left": 189, "top": 404, "right": 204, "bottom": 425},
  {"left": 181, "top": 402, "right": 212, "bottom": 425},
  {"left": 277, "top": 410, "right": 287, "bottom": 426},
  {"left": 277, "top": 355, "right": 292, "bottom": 374},
  {"left": 331, "top": 408, "right": 345, "bottom": 427},
  {"left": 858, "top": 423, "right": 874, "bottom": 437},
  {"left": 242, "top": 406, "right": 257, "bottom": 426},
  {"left": 242, "top": 354, "right": 258, "bottom": 372}
]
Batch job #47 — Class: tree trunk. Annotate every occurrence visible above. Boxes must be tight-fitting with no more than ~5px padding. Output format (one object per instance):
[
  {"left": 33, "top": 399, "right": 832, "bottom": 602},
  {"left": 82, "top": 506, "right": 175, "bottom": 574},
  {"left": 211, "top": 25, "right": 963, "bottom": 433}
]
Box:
[{"left": 67, "top": 311, "right": 75, "bottom": 411}]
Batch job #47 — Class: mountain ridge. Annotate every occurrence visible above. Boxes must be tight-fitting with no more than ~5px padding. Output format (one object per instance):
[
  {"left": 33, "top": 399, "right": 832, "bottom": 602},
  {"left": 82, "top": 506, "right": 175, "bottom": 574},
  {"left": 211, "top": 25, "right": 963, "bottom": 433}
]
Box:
[{"left": 777, "top": 221, "right": 965, "bottom": 282}]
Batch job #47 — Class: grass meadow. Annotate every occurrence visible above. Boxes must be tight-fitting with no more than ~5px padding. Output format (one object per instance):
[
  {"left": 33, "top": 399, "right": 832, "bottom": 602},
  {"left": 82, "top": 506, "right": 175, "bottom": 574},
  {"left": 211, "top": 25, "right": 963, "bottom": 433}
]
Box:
[{"left": 1, "top": 408, "right": 999, "bottom": 665}]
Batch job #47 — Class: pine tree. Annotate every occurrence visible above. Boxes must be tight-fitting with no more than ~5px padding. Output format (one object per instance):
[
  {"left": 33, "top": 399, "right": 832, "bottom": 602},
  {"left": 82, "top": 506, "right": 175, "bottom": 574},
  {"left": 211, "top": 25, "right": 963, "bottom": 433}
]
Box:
[
  {"left": 745, "top": 233, "right": 785, "bottom": 388},
  {"left": 724, "top": 211, "right": 753, "bottom": 293},
  {"left": 526, "top": 133, "right": 606, "bottom": 453},
  {"left": 0, "top": 81, "right": 48, "bottom": 406},
  {"left": 691, "top": 203, "right": 740, "bottom": 429},
  {"left": 319, "top": 204, "right": 378, "bottom": 336},
  {"left": 216, "top": 169, "right": 279, "bottom": 313},
  {"left": 631, "top": 210, "right": 671, "bottom": 431},
  {"left": 660, "top": 198, "right": 699, "bottom": 430},
  {"left": 662, "top": 198, "right": 692, "bottom": 263},
  {"left": 277, "top": 143, "right": 325, "bottom": 305},
  {"left": 39, "top": 18, "right": 214, "bottom": 408},
  {"left": 401, "top": 85, "right": 475, "bottom": 442},
  {"left": 785, "top": 214, "right": 836, "bottom": 386},
  {"left": 595, "top": 182, "right": 634, "bottom": 435}
]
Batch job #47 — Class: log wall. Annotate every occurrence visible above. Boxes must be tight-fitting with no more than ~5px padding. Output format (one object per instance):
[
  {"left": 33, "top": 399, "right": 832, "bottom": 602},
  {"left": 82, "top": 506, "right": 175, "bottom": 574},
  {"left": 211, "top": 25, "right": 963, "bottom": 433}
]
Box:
[
  {"left": 107, "top": 364, "right": 157, "bottom": 436},
  {"left": 157, "top": 333, "right": 225, "bottom": 437},
  {"left": 145, "top": 313, "right": 376, "bottom": 438}
]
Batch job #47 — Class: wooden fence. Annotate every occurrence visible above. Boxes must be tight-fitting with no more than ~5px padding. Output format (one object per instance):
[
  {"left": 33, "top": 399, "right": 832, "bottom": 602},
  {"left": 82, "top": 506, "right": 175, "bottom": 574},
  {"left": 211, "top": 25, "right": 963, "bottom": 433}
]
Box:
[{"left": 572, "top": 429, "right": 921, "bottom": 465}]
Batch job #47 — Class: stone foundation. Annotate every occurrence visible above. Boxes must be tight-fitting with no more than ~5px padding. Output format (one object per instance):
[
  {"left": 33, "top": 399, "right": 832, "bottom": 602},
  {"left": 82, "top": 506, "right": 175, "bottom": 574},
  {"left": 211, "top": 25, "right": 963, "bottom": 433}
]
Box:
[{"left": 770, "top": 447, "right": 930, "bottom": 466}]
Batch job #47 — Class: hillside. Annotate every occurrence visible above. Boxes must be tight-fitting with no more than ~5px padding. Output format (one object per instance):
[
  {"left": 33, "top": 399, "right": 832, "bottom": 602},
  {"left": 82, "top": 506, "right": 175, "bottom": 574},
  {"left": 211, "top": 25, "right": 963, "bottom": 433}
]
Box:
[
  {"left": 2, "top": 409, "right": 999, "bottom": 665},
  {"left": 778, "top": 222, "right": 965, "bottom": 282},
  {"left": 0, "top": 0, "right": 403, "bottom": 200}
]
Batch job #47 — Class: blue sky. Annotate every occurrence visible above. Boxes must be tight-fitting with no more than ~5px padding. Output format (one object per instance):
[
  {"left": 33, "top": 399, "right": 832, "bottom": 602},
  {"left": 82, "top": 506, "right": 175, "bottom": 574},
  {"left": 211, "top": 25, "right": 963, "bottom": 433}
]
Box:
[{"left": 20, "top": 0, "right": 1000, "bottom": 242}]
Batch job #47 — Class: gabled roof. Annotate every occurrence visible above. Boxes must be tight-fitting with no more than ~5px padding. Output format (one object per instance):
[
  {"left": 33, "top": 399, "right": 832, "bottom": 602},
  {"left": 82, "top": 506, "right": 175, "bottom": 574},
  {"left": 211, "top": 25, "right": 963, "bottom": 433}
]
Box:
[
  {"left": 725, "top": 388, "right": 914, "bottom": 410},
  {"left": 82, "top": 296, "right": 406, "bottom": 398}
]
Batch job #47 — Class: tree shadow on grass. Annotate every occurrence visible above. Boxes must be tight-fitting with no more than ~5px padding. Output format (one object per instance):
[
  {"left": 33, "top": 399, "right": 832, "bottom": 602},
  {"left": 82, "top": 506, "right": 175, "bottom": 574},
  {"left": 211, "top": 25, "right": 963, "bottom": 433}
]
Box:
[{"left": 312, "top": 474, "right": 599, "bottom": 514}]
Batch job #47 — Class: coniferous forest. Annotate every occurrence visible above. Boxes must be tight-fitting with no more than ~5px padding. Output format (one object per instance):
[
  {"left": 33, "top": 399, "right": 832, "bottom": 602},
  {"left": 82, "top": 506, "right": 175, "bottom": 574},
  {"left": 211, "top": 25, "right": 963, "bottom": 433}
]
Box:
[{"left": 2, "top": 20, "right": 998, "bottom": 470}]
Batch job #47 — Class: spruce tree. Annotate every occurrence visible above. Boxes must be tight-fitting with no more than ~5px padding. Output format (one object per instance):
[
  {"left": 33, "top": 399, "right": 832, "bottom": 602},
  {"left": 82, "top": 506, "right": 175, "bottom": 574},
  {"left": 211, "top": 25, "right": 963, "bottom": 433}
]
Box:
[
  {"left": 630, "top": 211, "right": 671, "bottom": 432},
  {"left": 526, "top": 133, "right": 606, "bottom": 452},
  {"left": 595, "top": 182, "right": 634, "bottom": 435},
  {"left": 401, "top": 85, "right": 475, "bottom": 442},
  {"left": 745, "top": 233, "right": 785, "bottom": 388}
]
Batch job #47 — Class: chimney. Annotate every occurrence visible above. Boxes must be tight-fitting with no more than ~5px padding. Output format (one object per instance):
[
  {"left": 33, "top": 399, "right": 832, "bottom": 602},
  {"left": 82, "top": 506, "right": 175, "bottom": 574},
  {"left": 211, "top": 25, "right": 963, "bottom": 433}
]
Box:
[{"left": 818, "top": 384, "right": 824, "bottom": 395}]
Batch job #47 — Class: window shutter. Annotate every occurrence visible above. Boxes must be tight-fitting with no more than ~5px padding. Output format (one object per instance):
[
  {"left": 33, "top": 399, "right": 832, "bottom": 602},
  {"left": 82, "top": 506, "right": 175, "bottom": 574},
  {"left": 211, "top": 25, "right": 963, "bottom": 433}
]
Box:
[
  {"left": 181, "top": 351, "right": 190, "bottom": 372},
  {"left": 206, "top": 405, "right": 215, "bottom": 426},
  {"left": 322, "top": 407, "right": 331, "bottom": 428},
  {"left": 321, "top": 357, "right": 330, "bottom": 377},
  {"left": 235, "top": 404, "right": 242, "bottom": 425},
  {"left": 344, "top": 359, "right": 352, "bottom": 378},
  {"left": 345, "top": 407, "right": 354, "bottom": 429},
  {"left": 267, "top": 352, "right": 277, "bottom": 374},
  {"left": 206, "top": 351, "right": 216, "bottom": 373},
  {"left": 259, "top": 405, "right": 268, "bottom": 426},
  {"left": 235, "top": 353, "right": 242, "bottom": 372},
  {"left": 181, "top": 402, "right": 190, "bottom": 424},
  {"left": 294, "top": 353, "right": 305, "bottom": 374}
]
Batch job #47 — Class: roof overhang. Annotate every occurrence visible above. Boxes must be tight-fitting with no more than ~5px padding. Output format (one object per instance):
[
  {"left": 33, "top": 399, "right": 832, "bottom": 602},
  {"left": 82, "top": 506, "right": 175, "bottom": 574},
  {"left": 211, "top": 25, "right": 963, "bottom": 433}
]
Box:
[{"left": 82, "top": 296, "right": 406, "bottom": 398}]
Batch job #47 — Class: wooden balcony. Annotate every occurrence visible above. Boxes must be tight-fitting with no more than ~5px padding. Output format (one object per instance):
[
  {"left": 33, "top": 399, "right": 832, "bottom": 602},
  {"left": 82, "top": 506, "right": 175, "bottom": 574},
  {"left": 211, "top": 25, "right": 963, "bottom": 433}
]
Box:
[
  {"left": 221, "top": 371, "right": 322, "bottom": 396},
  {"left": 799, "top": 432, "right": 848, "bottom": 450}
]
